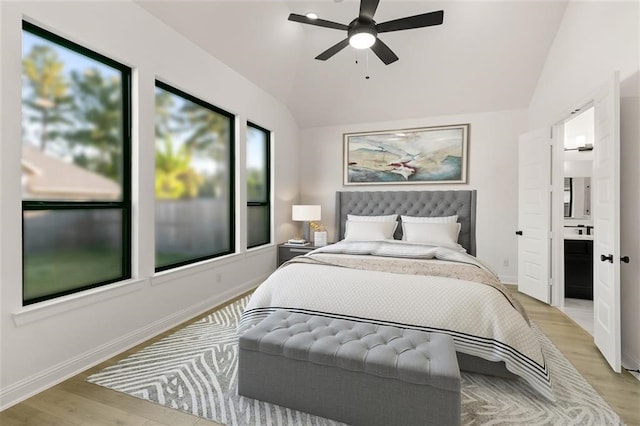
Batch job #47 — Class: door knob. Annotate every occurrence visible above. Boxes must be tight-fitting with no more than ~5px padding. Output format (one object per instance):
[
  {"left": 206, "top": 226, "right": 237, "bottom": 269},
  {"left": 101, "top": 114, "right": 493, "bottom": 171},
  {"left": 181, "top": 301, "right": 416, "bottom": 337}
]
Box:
[
  {"left": 600, "top": 254, "right": 614, "bottom": 263},
  {"left": 515, "top": 230, "right": 523, "bottom": 236},
  {"left": 620, "top": 256, "right": 630, "bottom": 263}
]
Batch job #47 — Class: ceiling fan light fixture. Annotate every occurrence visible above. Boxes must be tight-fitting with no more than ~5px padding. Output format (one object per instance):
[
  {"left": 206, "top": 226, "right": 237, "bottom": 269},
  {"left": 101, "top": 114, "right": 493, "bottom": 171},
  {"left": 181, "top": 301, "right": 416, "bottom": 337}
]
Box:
[
  {"left": 305, "top": 12, "right": 318, "bottom": 20},
  {"left": 349, "top": 31, "right": 376, "bottom": 49},
  {"left": 289, "top": 0, "right": 444, "bottom": 65}
]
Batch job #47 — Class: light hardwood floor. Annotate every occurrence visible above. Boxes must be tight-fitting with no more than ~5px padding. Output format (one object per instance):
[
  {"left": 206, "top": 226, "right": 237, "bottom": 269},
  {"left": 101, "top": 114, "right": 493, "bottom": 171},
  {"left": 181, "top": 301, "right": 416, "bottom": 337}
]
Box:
[{"left": 1, "top": 290, "right": 638, "bottom": 426}]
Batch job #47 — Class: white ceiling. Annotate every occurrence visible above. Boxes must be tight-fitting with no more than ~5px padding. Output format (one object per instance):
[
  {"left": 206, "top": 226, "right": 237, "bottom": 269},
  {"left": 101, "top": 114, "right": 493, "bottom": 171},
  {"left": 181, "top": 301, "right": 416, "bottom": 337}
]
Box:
[{"left": 135, "top": 0, "right": 568, "bottom": 128}]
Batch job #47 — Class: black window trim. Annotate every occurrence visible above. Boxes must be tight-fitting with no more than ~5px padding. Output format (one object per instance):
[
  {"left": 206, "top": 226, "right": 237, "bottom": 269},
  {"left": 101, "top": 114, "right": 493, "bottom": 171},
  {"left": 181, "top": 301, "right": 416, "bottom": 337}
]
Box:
[
  {"left": 21, "top": 21, "right": 132, "bottom": 305},
  {"left": 246, "top": 121, "right": 271, "bottom": 249},
  {"left": 154, "top": 79, "right": 236, "bottom": 272}
]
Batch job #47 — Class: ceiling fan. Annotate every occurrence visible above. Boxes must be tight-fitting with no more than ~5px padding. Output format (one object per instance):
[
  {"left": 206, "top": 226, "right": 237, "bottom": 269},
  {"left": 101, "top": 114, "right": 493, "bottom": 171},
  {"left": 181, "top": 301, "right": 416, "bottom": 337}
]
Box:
[{"left": 288, "top": 0, "right": 444, "bottom": 65}]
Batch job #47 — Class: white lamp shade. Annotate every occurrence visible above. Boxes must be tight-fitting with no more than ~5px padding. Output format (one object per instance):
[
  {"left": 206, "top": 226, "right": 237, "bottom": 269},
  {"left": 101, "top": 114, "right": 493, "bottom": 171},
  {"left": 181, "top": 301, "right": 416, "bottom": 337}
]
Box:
[{"left": 292, "top": 205, "right": 321, "bottom": 221}]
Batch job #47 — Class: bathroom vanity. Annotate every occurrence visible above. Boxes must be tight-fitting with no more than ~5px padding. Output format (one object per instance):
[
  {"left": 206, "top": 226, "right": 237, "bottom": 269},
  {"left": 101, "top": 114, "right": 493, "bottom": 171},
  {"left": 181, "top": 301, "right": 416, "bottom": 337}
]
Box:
[
  {"left": 564, "top": 235, "right": 593, "bottom": 300},
  {"left": 563, "top": 175, "right": 593, "bottom": 300}
]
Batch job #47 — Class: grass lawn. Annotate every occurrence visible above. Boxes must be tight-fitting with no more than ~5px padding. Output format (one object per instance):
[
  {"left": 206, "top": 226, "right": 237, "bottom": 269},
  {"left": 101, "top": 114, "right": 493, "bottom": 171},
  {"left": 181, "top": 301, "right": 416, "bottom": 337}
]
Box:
[
  {"left": 23, "top": 249, "right": 122, "bottom": 302},
  {"left": 23, "top": 249, "right": 217, "bottom": 302},
  {"left": 155, "top": 251, "right": 211, "bottom": 269}
]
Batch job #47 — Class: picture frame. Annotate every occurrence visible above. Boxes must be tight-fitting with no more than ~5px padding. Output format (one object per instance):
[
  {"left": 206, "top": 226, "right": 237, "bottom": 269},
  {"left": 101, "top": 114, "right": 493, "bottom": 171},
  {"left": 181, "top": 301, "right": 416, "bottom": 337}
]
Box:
[{"left": 343, "top": 124, "right": 469, "bottom": 185}]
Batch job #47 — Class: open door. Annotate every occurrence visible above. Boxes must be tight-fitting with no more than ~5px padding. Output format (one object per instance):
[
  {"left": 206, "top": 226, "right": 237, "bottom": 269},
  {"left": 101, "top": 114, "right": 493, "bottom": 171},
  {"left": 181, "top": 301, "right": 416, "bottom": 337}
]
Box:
[
  {"left": 592, "top": 72, "right": 621, "bottom": 372},
  {"left": 517, "top": 129, "right": 551, "bottom": 303}
]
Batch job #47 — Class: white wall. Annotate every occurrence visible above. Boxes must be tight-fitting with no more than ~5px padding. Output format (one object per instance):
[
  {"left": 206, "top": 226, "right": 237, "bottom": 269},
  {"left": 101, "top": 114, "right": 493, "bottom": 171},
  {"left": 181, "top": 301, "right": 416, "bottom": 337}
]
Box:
[
  {"left": 299, "top": 109, "right": 528, "bottom": 283},
  {"left": 0, "top": 1, "right": 299, "bottom": 408},
  {"left": 527, "top": 0, "right": 640, "bottom": 371}
]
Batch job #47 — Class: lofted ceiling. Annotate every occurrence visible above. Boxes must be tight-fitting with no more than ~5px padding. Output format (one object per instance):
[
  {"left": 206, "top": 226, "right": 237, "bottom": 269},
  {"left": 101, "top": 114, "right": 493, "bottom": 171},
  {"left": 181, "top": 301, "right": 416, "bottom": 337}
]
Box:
[{"left": 135, "top": 0, "right": 568, "bottom": 128}]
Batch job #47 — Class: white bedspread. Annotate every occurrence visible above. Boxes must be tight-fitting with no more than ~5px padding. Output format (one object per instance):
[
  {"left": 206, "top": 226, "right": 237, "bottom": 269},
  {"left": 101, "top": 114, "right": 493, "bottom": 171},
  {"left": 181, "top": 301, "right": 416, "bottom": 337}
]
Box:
[{"left": 240, "top": 241, "right": 553, "bottom": 400}]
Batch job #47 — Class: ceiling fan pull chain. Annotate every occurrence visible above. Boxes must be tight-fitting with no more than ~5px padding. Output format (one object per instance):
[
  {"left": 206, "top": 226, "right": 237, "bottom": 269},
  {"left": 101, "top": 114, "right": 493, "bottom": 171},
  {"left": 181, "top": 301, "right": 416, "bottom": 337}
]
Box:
[{"left": 365, "top": 50, "right": 370, "bottom": 79}]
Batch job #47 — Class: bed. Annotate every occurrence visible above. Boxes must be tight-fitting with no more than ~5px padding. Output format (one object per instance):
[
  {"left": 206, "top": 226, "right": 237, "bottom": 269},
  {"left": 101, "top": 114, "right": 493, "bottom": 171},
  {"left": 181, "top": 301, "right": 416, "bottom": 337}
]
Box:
[{"left": 239, "top": 190, "right": 553, "bottom": 400}]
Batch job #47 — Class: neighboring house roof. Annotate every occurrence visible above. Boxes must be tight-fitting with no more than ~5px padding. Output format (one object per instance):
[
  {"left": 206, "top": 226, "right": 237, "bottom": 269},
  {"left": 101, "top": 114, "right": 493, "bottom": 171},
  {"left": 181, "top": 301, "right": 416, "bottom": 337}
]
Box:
[{"left": 22, "top": 145, "right": 120, "bottom": 200}]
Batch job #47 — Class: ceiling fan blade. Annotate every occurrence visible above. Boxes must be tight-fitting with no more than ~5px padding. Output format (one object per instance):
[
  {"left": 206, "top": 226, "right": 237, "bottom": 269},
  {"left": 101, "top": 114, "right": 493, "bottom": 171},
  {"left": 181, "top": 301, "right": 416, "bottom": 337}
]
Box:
[
  {"left": 377, "top": 10, "right": 444, "bottom": 33},
  {"left": 315, "top": 38, "right": 350, "bottom": 61},
  {"left": 288, "top": 13, "right": 349, "bottom": 31},
  {"left": 359, "top": 0, "right": 380, "bottom": 21},
  {"left": 370, "top": 38, "right": 399, "bottom": 65}
]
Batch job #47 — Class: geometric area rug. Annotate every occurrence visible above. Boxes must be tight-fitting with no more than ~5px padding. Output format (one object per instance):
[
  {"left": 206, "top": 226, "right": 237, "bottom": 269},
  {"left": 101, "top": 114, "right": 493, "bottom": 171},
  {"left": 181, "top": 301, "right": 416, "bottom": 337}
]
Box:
[{"left": 87, "top": 295, "right": 623, "bottom": 426}]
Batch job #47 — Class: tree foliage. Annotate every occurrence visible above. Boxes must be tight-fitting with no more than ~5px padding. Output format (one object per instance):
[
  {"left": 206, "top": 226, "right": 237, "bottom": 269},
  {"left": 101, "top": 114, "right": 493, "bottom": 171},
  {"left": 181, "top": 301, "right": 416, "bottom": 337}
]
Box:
[
  {"left": 22, "top": 40, "right": 230, "bottom": 198},
  {"left": 22, "top": 44, "right": 72, "bottom": 151},
  {"left": 247, "top": 168, "right": 266, "bottom": 201},
  {"left": 155, "top": 136, "right": 203, "bottom": 200},
  {"left": 65, "top": 69, "right": 123, "bottom": 181},
  {"left": 154, "top": 88, "right": 230, "bottom": 199},
  {"left": 22, "top": 43, "right": 123, "bottom": 183}
]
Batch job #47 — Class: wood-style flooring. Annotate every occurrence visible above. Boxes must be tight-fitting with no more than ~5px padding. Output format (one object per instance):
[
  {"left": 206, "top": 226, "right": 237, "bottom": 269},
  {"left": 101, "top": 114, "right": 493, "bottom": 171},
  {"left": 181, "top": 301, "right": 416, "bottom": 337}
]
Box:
[{"left": 1, "top": 290, "right": 638, "bottom": 426}]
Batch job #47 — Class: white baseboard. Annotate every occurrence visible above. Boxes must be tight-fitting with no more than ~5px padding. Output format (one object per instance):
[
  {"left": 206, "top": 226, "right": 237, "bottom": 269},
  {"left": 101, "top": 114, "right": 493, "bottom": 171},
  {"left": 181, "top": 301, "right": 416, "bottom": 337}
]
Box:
[
  {"left": 499, "top": 275, "right": 517, "bottom": 285},
  {"left": 0, "top": 275, "right": 265, "bottom": 411},
  {"left": 623, "top": 350, "right": 640, "bottom": 381}
]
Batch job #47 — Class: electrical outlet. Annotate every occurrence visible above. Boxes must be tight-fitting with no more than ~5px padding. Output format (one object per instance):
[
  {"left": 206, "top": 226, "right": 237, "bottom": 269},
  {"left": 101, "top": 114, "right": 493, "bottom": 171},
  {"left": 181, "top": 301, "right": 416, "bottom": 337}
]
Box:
[{"left": 503, "top": 258, "right": 509, "bottom": 267}]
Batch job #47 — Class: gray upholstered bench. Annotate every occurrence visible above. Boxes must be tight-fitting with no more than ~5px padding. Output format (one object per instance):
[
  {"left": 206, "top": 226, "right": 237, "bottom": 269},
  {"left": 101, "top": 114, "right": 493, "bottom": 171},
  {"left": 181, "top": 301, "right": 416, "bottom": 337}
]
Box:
[{"left": 238, "top": 310, "right": 461, "bottom": 426}]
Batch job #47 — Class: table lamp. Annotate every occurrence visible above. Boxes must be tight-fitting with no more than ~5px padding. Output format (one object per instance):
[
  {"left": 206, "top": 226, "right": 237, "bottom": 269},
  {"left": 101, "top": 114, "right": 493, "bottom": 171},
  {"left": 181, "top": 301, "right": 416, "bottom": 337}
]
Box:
[{"left": 292, "top": 205, "right": 321, "bottom": 243}]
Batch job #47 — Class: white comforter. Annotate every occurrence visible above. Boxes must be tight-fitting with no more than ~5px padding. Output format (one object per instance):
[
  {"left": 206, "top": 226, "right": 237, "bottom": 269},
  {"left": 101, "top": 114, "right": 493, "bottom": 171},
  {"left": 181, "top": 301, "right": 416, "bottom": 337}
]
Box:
[{"left": 240, "top": 240, "right": 553, "bottom": 400}]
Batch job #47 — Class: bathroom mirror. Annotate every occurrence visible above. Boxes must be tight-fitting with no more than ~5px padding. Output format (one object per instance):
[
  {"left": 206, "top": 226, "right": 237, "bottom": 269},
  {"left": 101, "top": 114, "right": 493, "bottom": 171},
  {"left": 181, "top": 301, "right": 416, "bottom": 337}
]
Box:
[{"left": 564, "top": 177, "right": 591, "bottom": 218}]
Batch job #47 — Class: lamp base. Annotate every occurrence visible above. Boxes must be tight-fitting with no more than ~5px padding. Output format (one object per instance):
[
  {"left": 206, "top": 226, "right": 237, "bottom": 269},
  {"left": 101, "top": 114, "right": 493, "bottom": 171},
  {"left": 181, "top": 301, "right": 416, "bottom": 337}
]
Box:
[{"left": 302, "top": 221, "right": 311, "bottom": 243}]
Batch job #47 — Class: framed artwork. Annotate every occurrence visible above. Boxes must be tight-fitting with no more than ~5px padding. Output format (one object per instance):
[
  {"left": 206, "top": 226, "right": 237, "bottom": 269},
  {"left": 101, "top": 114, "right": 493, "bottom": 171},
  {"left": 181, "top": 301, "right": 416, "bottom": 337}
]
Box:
[{"left": 344, "top": 124, "right": 469, "bottom": 185}]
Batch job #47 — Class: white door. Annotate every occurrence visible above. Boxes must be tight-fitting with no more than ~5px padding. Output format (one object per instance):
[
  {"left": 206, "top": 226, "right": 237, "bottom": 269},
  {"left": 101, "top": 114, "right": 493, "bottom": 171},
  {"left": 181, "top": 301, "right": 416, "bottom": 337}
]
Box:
[
  {"left": 517, "top": 129, "right": 551, "bottom": 303},
  {"left": 592, "top": 72, "right": 621, "bottom": 372}
]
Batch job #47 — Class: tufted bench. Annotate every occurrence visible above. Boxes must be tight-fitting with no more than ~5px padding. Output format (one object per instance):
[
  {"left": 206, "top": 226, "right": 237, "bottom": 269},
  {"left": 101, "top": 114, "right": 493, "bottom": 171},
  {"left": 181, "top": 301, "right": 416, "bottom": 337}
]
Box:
[{"left": 238, "top": 310, "right": 461, "bottom": 426}]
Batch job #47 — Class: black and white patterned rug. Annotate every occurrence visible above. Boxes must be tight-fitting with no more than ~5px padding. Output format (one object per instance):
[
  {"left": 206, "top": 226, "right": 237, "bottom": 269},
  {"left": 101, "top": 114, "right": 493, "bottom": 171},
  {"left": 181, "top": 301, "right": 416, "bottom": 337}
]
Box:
[{"left": 87, "top": 295, "right": 622, "bottom": 425}]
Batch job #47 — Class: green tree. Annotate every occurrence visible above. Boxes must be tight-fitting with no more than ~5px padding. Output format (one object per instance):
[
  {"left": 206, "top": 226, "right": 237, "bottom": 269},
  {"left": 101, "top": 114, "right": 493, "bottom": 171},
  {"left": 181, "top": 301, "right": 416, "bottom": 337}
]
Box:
[
  {"left": 181, "top": 102, "right": 230, "bottom": 160},
  {"left": 247, "top": 168, "right": 265, "bottom": 201},
  {"left": 180, "top": 101, "right": 230, "bottom": 199},
  {"left": 22, "top": 44, "right": 72, "bottom": 151},
  {"left": 155, "top": 88, "right": 178, "bottom": 140},
  {"left": 155, "top": 136, "right": 203, "bottom": 199},
  {"left": 64, "top": 68, "right": 122, "bottom": 181}
]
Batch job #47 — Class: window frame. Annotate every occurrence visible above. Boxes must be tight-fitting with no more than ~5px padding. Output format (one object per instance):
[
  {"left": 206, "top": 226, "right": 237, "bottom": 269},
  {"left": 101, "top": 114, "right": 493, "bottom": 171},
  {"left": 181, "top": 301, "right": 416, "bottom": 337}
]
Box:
[
  {"left": 246, "top": 121, "right": 271, "bottom": 249},
  {"left": 154, "top": 80, "right": 236, "bottom": 272},
  {"left": 21, "top": 21, "right": 132, "bottom": 305}
]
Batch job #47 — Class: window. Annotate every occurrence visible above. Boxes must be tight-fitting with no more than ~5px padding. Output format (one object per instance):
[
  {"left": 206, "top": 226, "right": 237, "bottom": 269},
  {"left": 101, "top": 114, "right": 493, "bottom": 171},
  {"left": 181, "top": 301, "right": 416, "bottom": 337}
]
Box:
[
  {"left": 21, "top": 22, "right": 131, "bottom": 305},
  {"left": 154, "top": 81, "right": 235, "bottom": 271},
  {"left": 246, "top": 122, "right": 271, "bottom": 248}
]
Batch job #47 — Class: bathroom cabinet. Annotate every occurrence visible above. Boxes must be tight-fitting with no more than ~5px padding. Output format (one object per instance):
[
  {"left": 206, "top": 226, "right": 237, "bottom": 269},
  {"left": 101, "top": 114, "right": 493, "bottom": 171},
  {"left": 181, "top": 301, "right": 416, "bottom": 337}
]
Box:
[{"left": 564, "top": 239, "right": 593, "bottom": 299}]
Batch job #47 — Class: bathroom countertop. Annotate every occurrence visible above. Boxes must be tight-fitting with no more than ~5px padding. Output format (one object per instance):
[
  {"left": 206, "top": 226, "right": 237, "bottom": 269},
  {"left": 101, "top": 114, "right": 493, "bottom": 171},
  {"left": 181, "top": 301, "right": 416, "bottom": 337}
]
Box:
[{"left": 564, "top": 234, "right": 594, "bottom": 241}]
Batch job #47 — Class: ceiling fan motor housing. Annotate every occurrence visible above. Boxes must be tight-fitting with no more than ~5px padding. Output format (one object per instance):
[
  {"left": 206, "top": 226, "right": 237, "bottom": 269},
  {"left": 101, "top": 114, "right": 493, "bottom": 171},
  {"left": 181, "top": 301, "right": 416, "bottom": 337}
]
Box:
[{"left": 348, "top": 17, "right": 378, "bottom": 40}]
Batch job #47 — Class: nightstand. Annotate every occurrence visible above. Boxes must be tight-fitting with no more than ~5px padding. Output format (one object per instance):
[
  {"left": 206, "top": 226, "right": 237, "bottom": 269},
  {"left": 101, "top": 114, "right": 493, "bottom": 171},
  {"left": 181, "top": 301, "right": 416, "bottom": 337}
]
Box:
[{"left": 277, "top": 243, "right": 326, "bottom": 266}]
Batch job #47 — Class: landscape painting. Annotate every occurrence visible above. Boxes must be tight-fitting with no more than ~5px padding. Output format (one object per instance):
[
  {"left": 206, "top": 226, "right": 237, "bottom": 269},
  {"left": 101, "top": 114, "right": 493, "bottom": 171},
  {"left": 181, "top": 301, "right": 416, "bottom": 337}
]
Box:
[{"left": 344, "top": 124, "right": 469, "bottom": 185}]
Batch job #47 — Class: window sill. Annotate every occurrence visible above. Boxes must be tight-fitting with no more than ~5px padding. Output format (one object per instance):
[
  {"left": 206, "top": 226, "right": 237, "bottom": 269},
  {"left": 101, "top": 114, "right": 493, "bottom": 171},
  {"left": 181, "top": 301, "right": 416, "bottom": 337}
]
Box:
[
  {"left": 12, "top": 278, "right": 147, "bottom": 327},
  {"left": 151, "top": 251, "right": 243, "bottom": 286},
  {"left": 245, "top": 243, "right": 275, "bottom": 257}
]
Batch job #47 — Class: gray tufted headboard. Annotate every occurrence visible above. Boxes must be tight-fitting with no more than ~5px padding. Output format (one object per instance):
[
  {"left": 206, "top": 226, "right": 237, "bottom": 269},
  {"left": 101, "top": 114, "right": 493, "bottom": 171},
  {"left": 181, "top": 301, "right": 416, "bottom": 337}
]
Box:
[{"left": 335, "top": 190, "right": 477, "bottom": 256}]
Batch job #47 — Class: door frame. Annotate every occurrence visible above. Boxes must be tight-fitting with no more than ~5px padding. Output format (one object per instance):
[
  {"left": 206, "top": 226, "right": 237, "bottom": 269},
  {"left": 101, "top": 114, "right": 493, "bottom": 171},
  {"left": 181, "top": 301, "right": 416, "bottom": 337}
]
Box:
[
  {"left": 547, "top": 73, "right": 621, "bottom": 372},
  {"left": 551, "top": 120, "right": 566, "bottom": 308},
  {"left": 550, "top": 102, "right": 594, "bottom": 308}
]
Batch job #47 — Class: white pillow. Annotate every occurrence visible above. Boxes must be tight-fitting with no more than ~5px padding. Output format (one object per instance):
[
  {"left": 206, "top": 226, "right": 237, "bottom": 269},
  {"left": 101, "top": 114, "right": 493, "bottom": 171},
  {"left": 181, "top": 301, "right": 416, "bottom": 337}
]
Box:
[
  {"left": 400, "top": 215, "right": 458, "bottom": 240},
  {"left": 402, "top": 222, "right": 462, "bottom": 249},
  {"left": 347, "top": 214, "right": 398, "bottom": 222},
  {"left": 344, "top": 220, "right": 397, "bottom": 241},
  {"left": 400, "top": 214, "right": 458, "bottom": 224}
]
